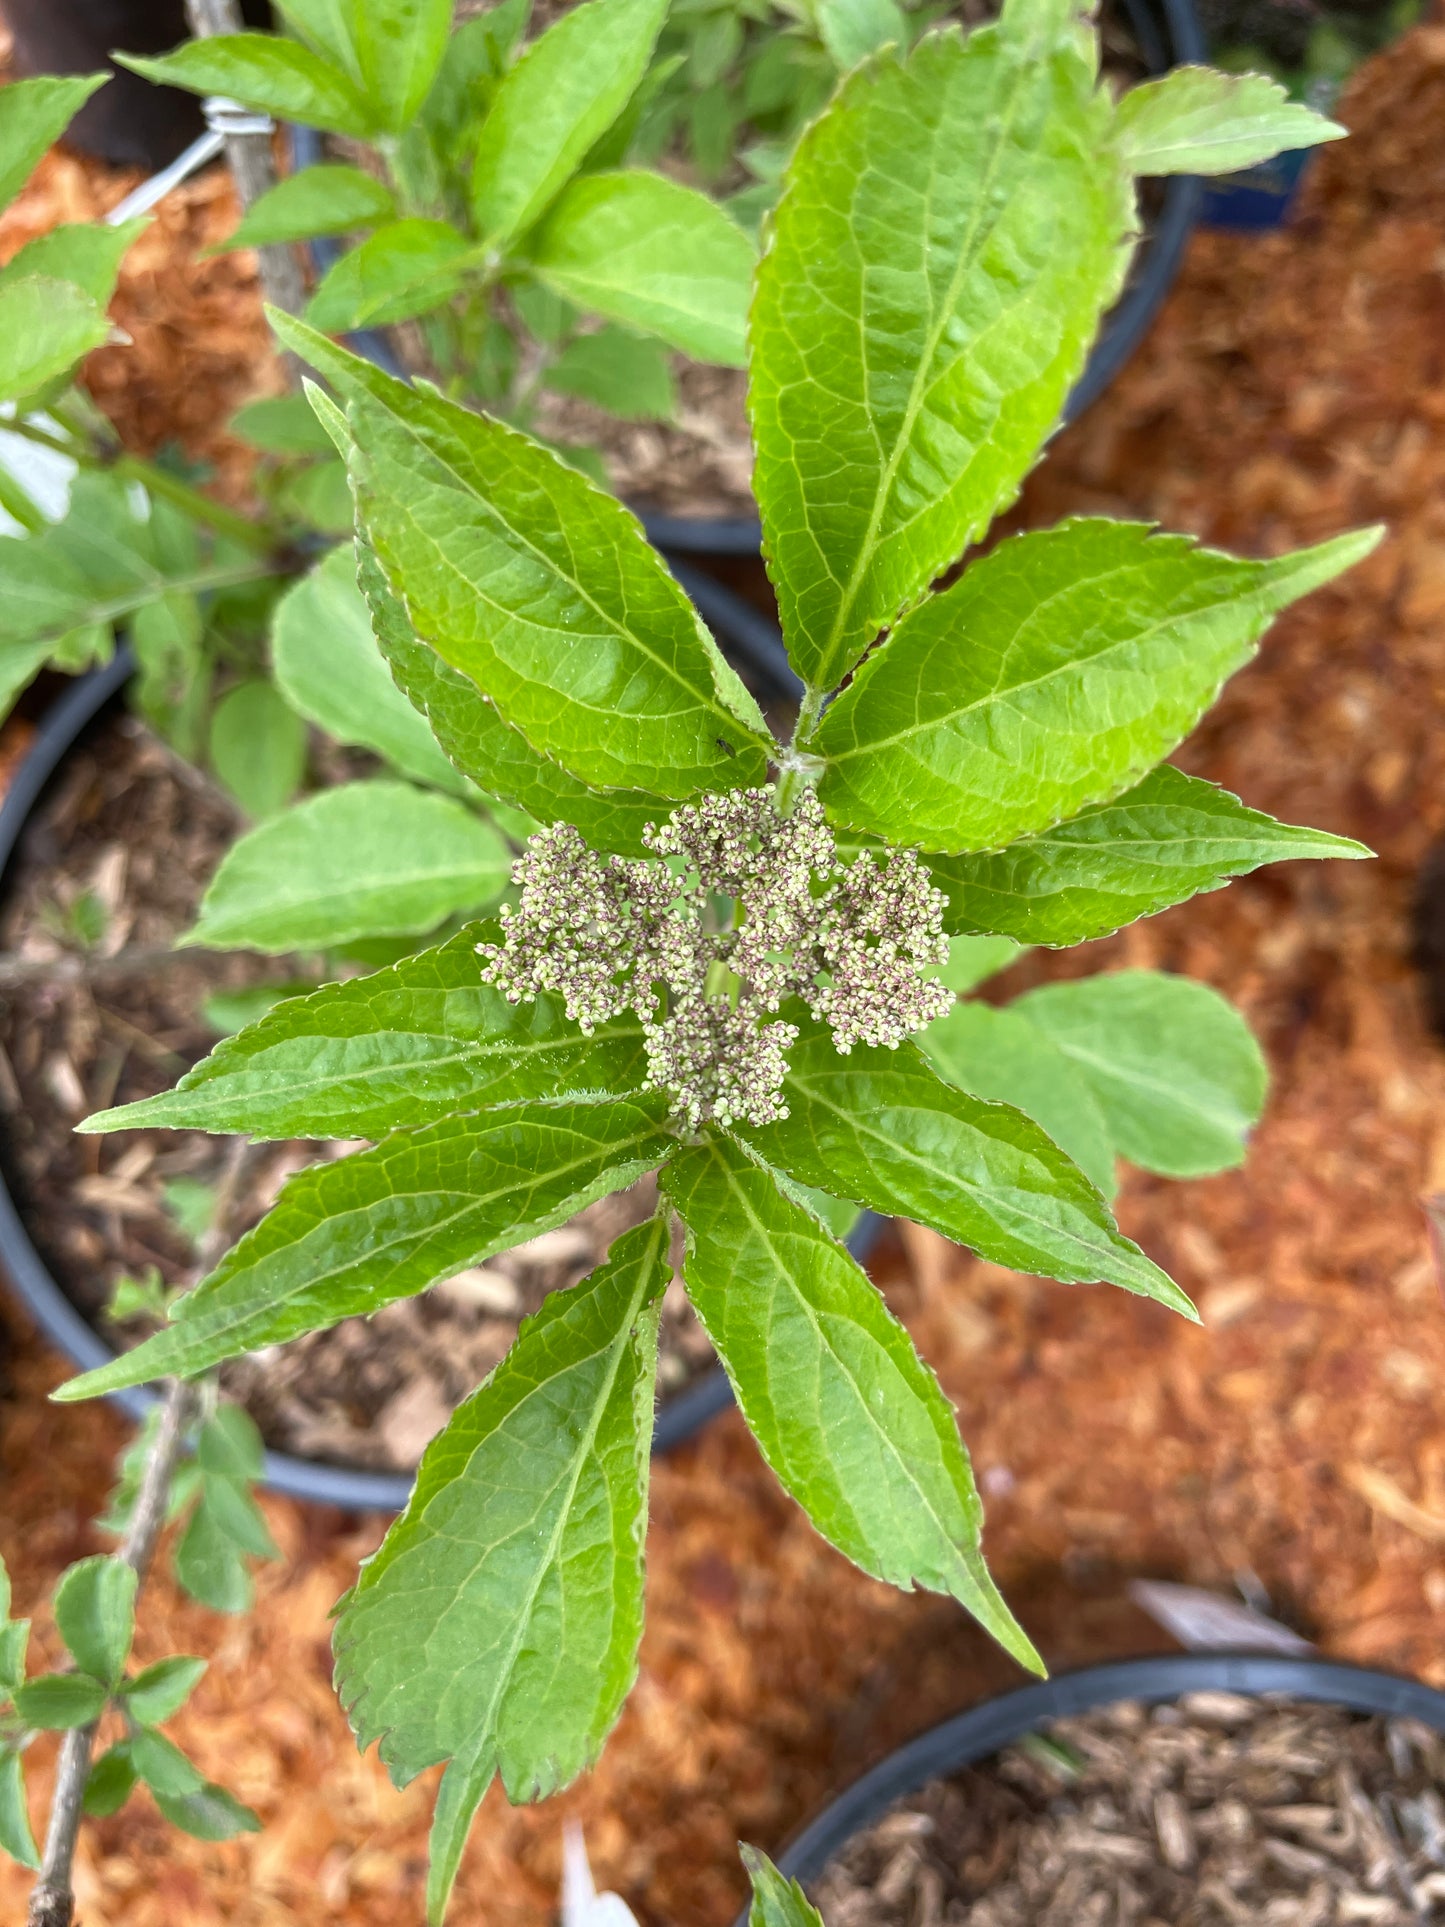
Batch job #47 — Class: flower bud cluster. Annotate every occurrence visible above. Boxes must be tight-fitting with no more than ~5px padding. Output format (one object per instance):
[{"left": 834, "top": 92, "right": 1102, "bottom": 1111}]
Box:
[{"left": 478, "top": 788, "right": 951, "bottom": 1131}]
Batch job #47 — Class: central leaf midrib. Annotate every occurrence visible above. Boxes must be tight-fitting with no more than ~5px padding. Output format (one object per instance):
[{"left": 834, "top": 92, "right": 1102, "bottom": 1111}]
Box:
[{"left": 812, "top": 33, "right": 1043, "bottom": 691}]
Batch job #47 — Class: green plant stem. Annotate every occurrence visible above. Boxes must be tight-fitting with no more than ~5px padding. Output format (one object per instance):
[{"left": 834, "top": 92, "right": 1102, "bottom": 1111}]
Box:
[{"left": 4, "top": 417, "right": 279, "bottom": 555}]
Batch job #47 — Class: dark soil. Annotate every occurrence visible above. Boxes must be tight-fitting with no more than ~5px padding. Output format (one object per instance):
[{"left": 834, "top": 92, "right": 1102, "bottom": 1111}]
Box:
[
  {"left": 815, "top": 1695, "right": 1445, "bottom": 1924},
  {"left": 0, "top": 708, "right": 715, "bottom": 1474}
]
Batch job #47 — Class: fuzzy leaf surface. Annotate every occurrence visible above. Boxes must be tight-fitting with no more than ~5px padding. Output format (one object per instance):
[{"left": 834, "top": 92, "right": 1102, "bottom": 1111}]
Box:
[
  {"left": 749, "top": 13, "right": 1133, "bottom": 693},
  {"left": 354, "top": 532, "right": 670, "bottom": 855},
  {"left": 928, "top": 764, "right": 1371, "bottom": 945},
  {"left": 223, "top": 164, "right": 397, "bottom": 251},
  {"left": 0, "top": 75, "right": 107, "bottom": 217},
  {"left": 1113, "top": 66, "right": 1345, "bottom": 177},
  {"left": 56, "top": 1098, "right": 672, "bottom": 1400},
  {"left": 83, "top": 925, "right": 648, "bottom": 1139},
  {"left": 118, "top": 38, "right": 374, "bottom": 138},
  {"left": 663, "top": 1136, "right": 1038, "bottom": 1665},
  {"left": 272, "top": 544, "right": 471, "bottom": 796},
  {"left": 816, "top": 521, "right": 1382, "bottom": 852},
  {"left": 744, "top": 1028, "right": 1190, "bottom": 1311},
  {"left": 334, "top": 1216, "right": 666, "bottom": 1852},
  {"left": 1013, "top": 970, "right": 1267, "bottom": 1178},
  {"left": 343, "top": 385, "right": 770, "bottom": 796},
  {"left": 184, "top": 779, "right": 510, "bottom": 952},
  {"left": 921, "top": 1000, "right": 1116, "bottom": 1198},
  {"left": 470, "top": 0, "right": 666, "bottom": 246},
  {"left": 530, "top": 170, "right": 755, "bottom": 366}
]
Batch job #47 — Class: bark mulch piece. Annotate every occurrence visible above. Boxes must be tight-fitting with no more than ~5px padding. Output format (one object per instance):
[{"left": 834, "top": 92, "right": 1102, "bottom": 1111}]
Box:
[
  {"left": 815, "top": 1696, "right": 1445, "bottom": 1926},
  {"left": 6, "top": 19, "right": 1445, "bottom": 1926}
]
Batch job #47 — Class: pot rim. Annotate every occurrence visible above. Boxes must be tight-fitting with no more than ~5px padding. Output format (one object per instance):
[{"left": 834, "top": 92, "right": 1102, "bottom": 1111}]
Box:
[{"left": 747, "top": 1649, "right": 1445, "bottom": 1916}]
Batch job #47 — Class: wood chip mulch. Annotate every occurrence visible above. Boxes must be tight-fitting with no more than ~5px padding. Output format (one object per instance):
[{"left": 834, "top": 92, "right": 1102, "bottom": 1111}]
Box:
[{"left": 5, "top": 18, "right": 1445, "bottom": 1924}]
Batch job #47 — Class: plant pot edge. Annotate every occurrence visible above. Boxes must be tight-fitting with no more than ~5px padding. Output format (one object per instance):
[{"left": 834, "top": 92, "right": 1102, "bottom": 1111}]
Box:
[{"left": 737, "top": 1648, "right": 1445, "bottom": 1922}]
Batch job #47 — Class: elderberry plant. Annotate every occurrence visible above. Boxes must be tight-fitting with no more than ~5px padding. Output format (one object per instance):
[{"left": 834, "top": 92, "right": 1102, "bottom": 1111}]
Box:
[{"left": 56, "top": 3, "right": 1363, "bottom": 1916}]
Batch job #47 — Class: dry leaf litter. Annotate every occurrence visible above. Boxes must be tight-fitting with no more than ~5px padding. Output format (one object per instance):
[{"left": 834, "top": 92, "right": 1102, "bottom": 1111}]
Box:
[{"left": 4, "top": 17, "right": 1445, "bottom": 1925}]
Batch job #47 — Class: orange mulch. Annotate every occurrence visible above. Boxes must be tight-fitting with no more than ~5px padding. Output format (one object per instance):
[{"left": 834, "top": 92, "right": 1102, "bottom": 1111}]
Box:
[{"left": 5, "top": 21, "right": 1445, "bottom": 1926}]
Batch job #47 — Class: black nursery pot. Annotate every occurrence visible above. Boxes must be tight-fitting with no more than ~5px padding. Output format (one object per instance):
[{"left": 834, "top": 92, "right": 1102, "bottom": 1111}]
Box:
[
  {"left": 291, "top": 0, "right": 1205, "bottom": 565},
  {"left": 0, "top": 589, "right": 877, "bottom": 1507},
  {"left": 741, "top": 1651, "right": 1445, "bottom": 1923}
]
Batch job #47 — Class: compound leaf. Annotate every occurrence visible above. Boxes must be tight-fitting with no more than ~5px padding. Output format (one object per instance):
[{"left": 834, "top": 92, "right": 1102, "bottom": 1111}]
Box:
[
  {"left": 345, "top": 0, "right": 452, "bottom": 133},
  {"left": 223, "top": 163, "right": 397, "bottom": 252},
  {"left": 1013, "top": 970, "right": 1267, "bottom": 1178},
  {"left": 121, "top": 1656, "right": 207, "bottom": 1727},
  {"left": 0, "top": 276, "right": 110, "bottom": 405},
  {"left": 749, "top": 11, "right": 1133, "bottom": 692},
  {"left": 56, "top": 1098, "right": 672, "bottom": 1399},
  {"left": 82, "top": 923, "right": 648, "bottom": 1140},
  {"left": 335, "top": 1215, "right": 667, "bottom": 1920},
  {"left": 305, "top": 219, "right": 474, "bottom": 331},
  {"left": 54, "top": 1556, "right": 136, "bottom": 1685},
  {"left": 0, "top": 74, "right": 108, "bottom": 218},
  {"left": 743, "top": 1026, "right": 1191, "bottom": 1312},
  {"left": 184, "top": 779, "right": 511, "bottom": 952},
  {"left": 816, "top": 520, "right": 1382, "bottom": 852},
  {"left": 928, "top": 764, "right": 1370, "bottom": 945},
  {"left": 662, "top": 1135, "right": 1039, "bottom": 1667}
]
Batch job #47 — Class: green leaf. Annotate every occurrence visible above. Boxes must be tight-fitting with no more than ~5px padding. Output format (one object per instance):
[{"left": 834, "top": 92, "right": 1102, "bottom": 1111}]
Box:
[
  {"left": 82, "top": 1743, "right": 137, "bottom": 1819},
  {"left": 741, "top": 1846, "right": 823, "bottom": 1927},
  {"left": 749, "top": 17, "right": 1133, "bottom": 693},
  {"left": 1013, "top": 970, "right": 1267, "bottom": 1178},
  {"left": 661, "top": 1137, "right": 1038, "bottom": 1666},
  {"left": 232, "top": 393, "right": 340, "bottom": 457},
  {"left": 0, "top": 74, "right": 108, "bottom": 217},
  {"left": 197, "top": 1404, "right": 266, "bottom": 1482},
  {"left": 935, "top": 933, "right": 1023, "bottom": 994},
  {"left": 305, "top": 219, "right": 474, "bottom": 332},
  {"left": 271, "top": 545, "right": 471, "bottom": 797},
  {"left": 274, "top": 456, "right": 354, "bottom": 534},
  {"left": 199, "top": 1477, "right": 279, "bottom": 1560},
  {"left": 274, "top": 0, "right": 363, "bottom": 75},
  {"left": 470, "top": 0, "right": 667, "bottom": 246},
  {"left": 921, "top": 1000, "right": 1116, "bottom": 1198},
  {"left": 208, "top": 678, "right": 307, "bottom": 820},
  {"left": 152, "top": 1781, "right": 262, "bottom": 1841},
  {"left": 0, "top": 218, "right": 146, "bottom": 307},
  {"left": 116, "top": 37, "right": 374, "bottom": 140},
  {"left": 544, "top": 325, "right": 677, "bottom": 422},
  {"left": 184, "top": 779, "right": 511, "bottom": 952},
  {"left": 530, "top": 170, "right": 756, "bottom": 366},
  {"left": 132, "top": 1727, "right": 205, "bottom": 1798},
  {"left": 57, "top": 1098, "right": 672, "bottom": 1399},
  {"left": 744, "top": 1026, "right": 1192, "bottom": 1312},
  {"left": 1113, "top": 66, "right": 1346, "bottom": 177},
  {"left": 353, "top": 529, "right": 665, "bottom": 855},
  {"left": 815, "top": 0, "right": 906, "bottom": 70},
  {"left": 345, "top": 0, "right": 452, "bottom": 133},
  {"left": 816, "top": 521, "right": 1384, "bottom": 852},
  {"left": 333, "top": 367, "right": 771, "bottom": 797},
  {"left": 0, "top": 276, "right": 110, "bottom": 405},
  {"left": 0, "top": 1621, "right": 28, "bottom": 1697},
  {"left": 151, "top": 1780, "right": 261, "bottom": 1841},
  {"left": 54, "top": 1556, "right": 137, "bottom": 1685},
  {"left": 928, "top": 764, "right": 1371, "bottom": 946},
  {"left": 82, "top": 923, "right": 648, "bottom": 1140},
  {"left": 335, "top": 1216, "right": 667, "bottom": 1908},
  {"left": 13, "top": 1672, "right": 108, "bottom": 1729},
  {"left": 0, "top": 1751, "right": 39, "bottom": 1869},
  {"left": 121, "top": 1656, "right": 207, "bottom": 1727},
  {"left": 175, "top": 1501, "right": 254, "bottom": 1614},
  {"left": 222, "top": 163, "right": 396, "bottom": 252}
]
